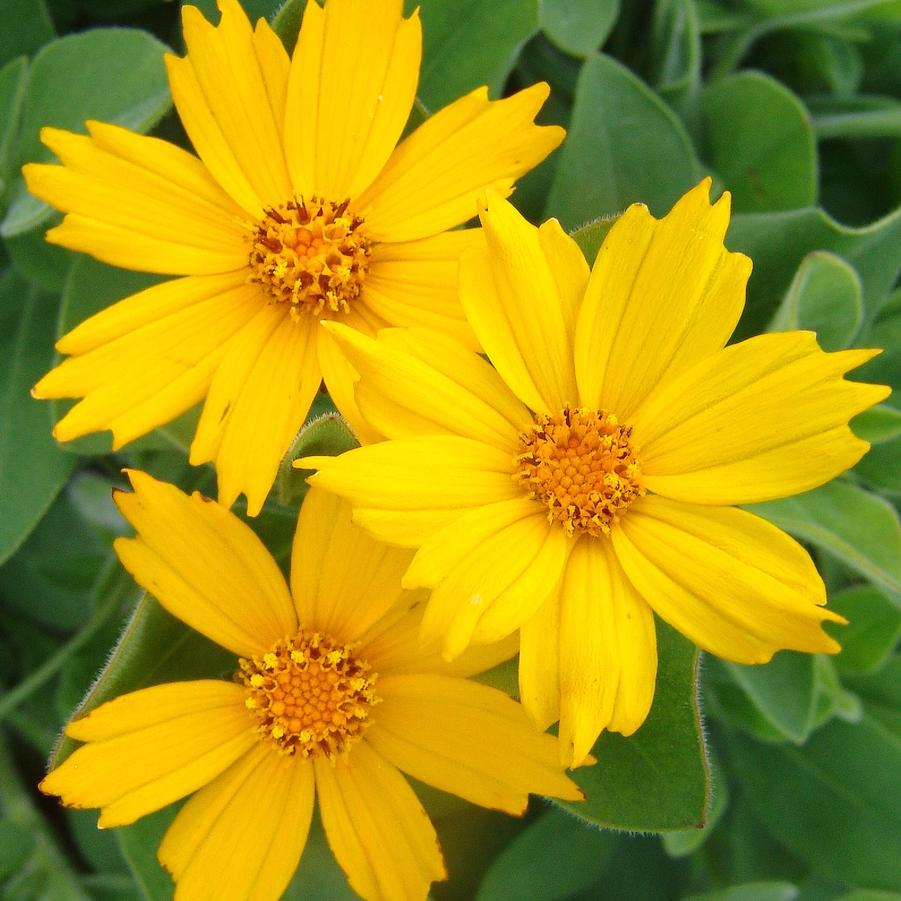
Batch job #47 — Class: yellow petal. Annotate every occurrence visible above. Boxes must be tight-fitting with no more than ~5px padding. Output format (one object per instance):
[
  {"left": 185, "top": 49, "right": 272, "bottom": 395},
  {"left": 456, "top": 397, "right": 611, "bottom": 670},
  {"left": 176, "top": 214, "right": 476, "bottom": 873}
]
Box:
[
  {"left": 166, "top": 0, "right": 294, "bottom": 216},
  {"left": 302, "top": 436, "right": 522, "bottom": 545},
  {"left": 252, "top": 17, "right": 291, "bottom": 145},
  {"left": 574, "top": 179, "right": 752, "bottom": 419},
  {"left": 459, "top": 204, "right": 576, "bottom": 416},
  {"left": 191, "top": 307, "right": 321, "bottom": 515},
  {"left": 324, "top": 321, "right": 530, "bottom": 453},
  {"left": 361, "top": 230, "right": 481, "bottom": 350},
  {"left": 368, "top": 674, "right": 584, "bottom": 815},
  {"left": 613, "top": 495, "right": 845, "bottom": 664},
  {"left": 284, "top": 0, "right": 420, "bottom": 199},
  {"left": 159, "top": 743, "right": 314, "bottom": 901},
  {"left": 519, "top": 590, "right": 561, "bottom": 731},
  {"left": 632, "top": 331, "right": 889, "bottom": 504},
  {"left": 40, "top": 681, "right": 254, "bottom": 828},
  {"left": 360, "top": 600, "right": 519, "bottom": 679},
  {"left": 556, "top": 539, "right": 657, "bottom": 767},
  {"left": 23, "top": 125, "right": 249, "bottom": 276},
  {"left": 314, "top": 741, "right": 446, "bottom": 901},
  {"left": 315, "top": 319, "right": 382, "bottom": 446},
  {"left": 291, "top": 488, "right": 413, "bottom": 642},
  {"left": 113, "top": 470, "right": 296, "bottom": 656},
  {"left": 357, "top": 83, "right": 564, "bottom": 242},
  {"left": 35, "top": 275, "right": 259, "bottom": 449},
  {"left": 405, "top": 501, "right": 569, "bottom": 657}
]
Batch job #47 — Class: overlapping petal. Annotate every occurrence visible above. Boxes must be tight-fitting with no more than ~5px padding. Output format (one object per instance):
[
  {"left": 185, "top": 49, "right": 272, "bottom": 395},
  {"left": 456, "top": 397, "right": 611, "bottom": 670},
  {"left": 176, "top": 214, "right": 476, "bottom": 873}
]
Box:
[
  {"left": 368, "top": 674, "right": 583, "bottom": 814},
  {"left": 612, "top": 495, "right": 844, "bottom": 664},
  {"left": 459, "top": 193, "right": 578, "bottom": 414},
  {"left": 357, "top": 84, "right": 565, "bottom": 242},
  {"left": 574, "top": 179, "right": 752, "bottom": 420},
  {"left": 159, "top": 744, "right": 314, "bottom": 901},
  {"left": 313, "top": 742, "right": 445, "bottom": 901},
  {"left": 190, "top": 307, "right": 321, "bottom": 515},
  {"left": 291, "top": 488, "right": 413, "bottom": 642},
  {"left": 284, "top": 0, "right": 421, "bottom": 199},
  {"left": 167, "top": 0, "right": 292, "bottom": 214},
  {"left": 632, "top": 331, "right": 889, "bottom": 504},
  {"left": 113, "top": 470, "right": 296, "bottom": 656},
  {"left": 40, "top": 681, "right": 254, "bottom": 828},
  {"left": 34, "top": 274, "right": 259, "bottom": 448},
  {"left": 23, "top": 123, "right": 248, "bottom": 275}
]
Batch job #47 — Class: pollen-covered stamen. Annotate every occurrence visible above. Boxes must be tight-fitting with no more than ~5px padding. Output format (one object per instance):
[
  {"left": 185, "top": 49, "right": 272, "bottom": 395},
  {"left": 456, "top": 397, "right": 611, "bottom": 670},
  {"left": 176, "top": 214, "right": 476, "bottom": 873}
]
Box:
[
  {"left": 516, "top": 407, "right": 644, "bottom": 538},
  {"left": 248, "top": 197, "right": 372, "bottom": 320},
  {"left": 239, "top": 629, "right": 379, "bottom": 759}
]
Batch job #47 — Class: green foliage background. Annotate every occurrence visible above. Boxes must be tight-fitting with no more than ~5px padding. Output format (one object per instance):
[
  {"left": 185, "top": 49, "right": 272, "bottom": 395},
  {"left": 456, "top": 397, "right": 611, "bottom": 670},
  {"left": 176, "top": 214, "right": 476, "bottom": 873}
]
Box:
[{"left": 1, "top": 0, "right": 900, "bottom": 898}]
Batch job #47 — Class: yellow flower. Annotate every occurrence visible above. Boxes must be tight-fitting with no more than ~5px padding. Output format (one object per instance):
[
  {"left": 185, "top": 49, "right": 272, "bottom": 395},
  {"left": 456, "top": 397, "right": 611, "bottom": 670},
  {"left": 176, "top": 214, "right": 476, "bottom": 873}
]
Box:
[
  {"left": 300, "top": 180, "right": 890, "bottom": 767},
  {"left": 25, "top": 0, "right": 563, "bottom": 515},
  {"left": 40, "top": 471, "right": 582, "bottom": 901}
]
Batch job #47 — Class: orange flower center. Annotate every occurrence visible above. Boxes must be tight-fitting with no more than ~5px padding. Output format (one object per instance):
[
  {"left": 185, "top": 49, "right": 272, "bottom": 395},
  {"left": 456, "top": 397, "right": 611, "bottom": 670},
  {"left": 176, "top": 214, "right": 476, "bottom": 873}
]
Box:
[
  {"left": 239, "top": 629, "right": 379, "bottom": 759},
  {"left": 248, "top": 197, "right": 371, "bottom": 320},
  {"left": 516, "top": 407, "right": 644, "bottom": 537}
]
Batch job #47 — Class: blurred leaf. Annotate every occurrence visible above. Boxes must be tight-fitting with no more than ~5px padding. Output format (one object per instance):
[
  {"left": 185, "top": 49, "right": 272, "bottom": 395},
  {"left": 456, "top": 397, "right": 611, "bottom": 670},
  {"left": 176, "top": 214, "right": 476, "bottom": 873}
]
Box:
[
  {"left": 556, "top": 622, "right": 709, "bottom": 831},
  {"left": 0, "top": 820, "right": 35, "bottom": 881},
  {"left": 830, "top": 584, "right": 901, "bottom": 673},
  {"left": 5, "top": 221, "right": 74, "bottom": 290},
  {"left": 652, "top": 0, "right": 702, "bottom": 111},
  {"left": 769, "top": 250, "right": 863, "bottom": 350},
  {"left": 812, "top": 97, "right": 901, "bottom": 139},
  {"left": 476, "top": 806, "right": 617, "bottom": 901},
  {"left": 727, "top": 684, "right": 901, "bottom": 891},
  {"left": 0, "top": 57, "right": 27, "bottom": 195},
  {"left": 748, "top": 480, "right": 901, "bottom": 598},
  {"left": 684, "top": 884, "right": 799, "bottom": 901},
  {"left": 546, "top": 53, "right": 699, "bottom": 228},
  {"left": 115, "top": 805, "right": 176, "bottom": 901},
  {"left": 855, "top": 435, "right": 901, "bottom": 495},
  {"left": 662, "top": 752, "right": 728, "bottom": 856},
  {"left": 810, "top": 654, "right": 863, "bottom": 728},
  {"left": 540, "top": 0, "right": 619, "bottom": 59},
  {"left": 52, "top": 594, "right": 234, "bottom": 768},
  {"left": 702, "top": 71, "right": 816, "bottom": 212},
  {"left": 413, "top": 0, "right": 539, "bottom": 111},
  {"left": 728, "top": 205, "right": 901, "bottom": 340},
  {"left": 284, "top": 813, "right": 358, "bottom": 900},
  {"left": 722, "top": 653, "right": 818, "bottom": 744},
  {"left": 0, "top": 0, "right": 54, "bottom": 66},
  {"left": 0, "top": 270, "right": 75, "bottom": 566},
  {"left": 837, "top": 892, "right": 901, "bottom": 901},
  {"left": 1, "top": 27, "right": 171, "bottom": 239},
  {"left": 852, "top": 405, "right": 901, "bottom": 444}
]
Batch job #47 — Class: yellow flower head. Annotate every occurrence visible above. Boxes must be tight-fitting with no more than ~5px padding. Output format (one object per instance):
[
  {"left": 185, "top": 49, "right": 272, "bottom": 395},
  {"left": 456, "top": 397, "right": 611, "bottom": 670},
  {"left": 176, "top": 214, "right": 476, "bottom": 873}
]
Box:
[
  {"left": 25, "top": 0, "right": 563, "bottom": 515},
  {"left": 40, "top": 471, "right": 582, "bottom": 901},
  {"left": 300, "top": 179, "right": 890, "bottom": 767}
]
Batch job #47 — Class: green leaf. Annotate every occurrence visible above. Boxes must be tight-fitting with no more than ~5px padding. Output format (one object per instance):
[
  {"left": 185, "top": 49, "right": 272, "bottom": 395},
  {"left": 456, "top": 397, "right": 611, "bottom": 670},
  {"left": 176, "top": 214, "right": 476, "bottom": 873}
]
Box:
[
  {"left": 0, "top": 820, "right": 35, "bottom": 881},
  {"left": 854, "top": 432, "right": 901, "bottom": 495},
  {"left": 701, "top": 71, "right": 816, "bottom": 212},
  {"left": 682, "top": 883, "right": 799, "bottom": 901},
  {"left": 476, "top": 806, "right": 618, "bottom": 901},
  {"left": 662, "top": 752, "right": 729, "bottom": 857},
  {"left": 51, "top": 594, "right": 234, "bottom": 768},
  {"left": 1, "top": 27, "right": 171, "bottom": 239},
  {"left": 540, "top": 0, "right": 619, "bottom": 59},
  {"left": 726, "top": 687, "right": 901, "bottom": 890},
  {"left": 556, "top": 621, "right": 709, "bottom": 832},
  {"left": 722, "top": 652, "right": 818, "bottom": 744},
  {"left": 852, "top": 404, "right": 901, "bottom": 444},
  {"left": 284, "top": 813, "right": 358, "bottom": 900},
  {"left": 728, "top": 205, "right": 901, "bottom": 339},
  {"left": 569, "top": 216, "right": 615, "bottom": 261},
  {"left": 271, "top": 0, "right": 306, "bottom": 49},
  {"left": 814, "top": 101, "right": 901, "bottom": 139},
  {"left": 413, "top": 0, "right": 539, "bottom": 111},
  {"left": 115, "top": 805, "right": 176, "bottom": 901},
  {"left": 831, "top": 584, "right": 901, "bottom": 673},
  {"left": 545, "top": 53, "right": 700, "bottom": 229},
  {"left": 0, "top": 0, "right": 54, "bottom": 67},
  {"left": 0, "top": 57, "right": 27, "bottom": 195},
  {"left": 0, "top": 270, "right": 75, "bottom": 566},
  {"left": 277, "top": 407, "right": 357, "bottom": 506},
  {"left": 768, "top": 251, "right": 863, "bottom": 350},
  {"left": 747, "top": 480, "right": 901, "bottom": 598},
  {"left": 652, "top": 0, "right": 702, "bottom": 111}
]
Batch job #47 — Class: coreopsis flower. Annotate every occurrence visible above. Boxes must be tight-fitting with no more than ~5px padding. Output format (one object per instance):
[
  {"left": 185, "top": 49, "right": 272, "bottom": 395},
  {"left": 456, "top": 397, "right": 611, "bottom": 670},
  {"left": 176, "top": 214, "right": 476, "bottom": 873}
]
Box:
[
  {"left": 300, "top": 180, "right": 889, "bottom": 766},
  {"left": 41, "top": 471, "right": 582, "bottom": 901},
  {"left": 25, "top": 0, "right": 563, "bottom": 515}
]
